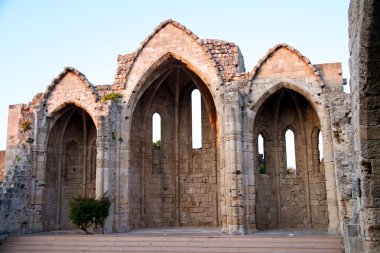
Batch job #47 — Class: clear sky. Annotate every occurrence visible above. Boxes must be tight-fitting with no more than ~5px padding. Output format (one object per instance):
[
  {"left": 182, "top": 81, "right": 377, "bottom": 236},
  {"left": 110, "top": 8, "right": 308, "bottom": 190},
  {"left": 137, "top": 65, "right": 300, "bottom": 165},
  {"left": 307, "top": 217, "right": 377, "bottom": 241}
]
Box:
[{"left": 0, "top": 0, "right": 350, "bottom": 150}]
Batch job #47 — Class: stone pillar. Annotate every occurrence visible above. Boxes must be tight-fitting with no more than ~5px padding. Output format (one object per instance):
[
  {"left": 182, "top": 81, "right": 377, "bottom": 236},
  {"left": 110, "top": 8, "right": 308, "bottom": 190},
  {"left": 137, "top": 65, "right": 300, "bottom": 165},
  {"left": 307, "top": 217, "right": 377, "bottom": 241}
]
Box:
[
  {"left": 30, "top": 143, "right": 47, "bottom": 232},
  {"left": 223, "top": 91, "right": 245, "bottom": 235},
  {"left": 322, "top": 122, "right": 341, "bottom": 234},
  {"left": 95, "top": 115, "right": 113, "bottom": 233}
]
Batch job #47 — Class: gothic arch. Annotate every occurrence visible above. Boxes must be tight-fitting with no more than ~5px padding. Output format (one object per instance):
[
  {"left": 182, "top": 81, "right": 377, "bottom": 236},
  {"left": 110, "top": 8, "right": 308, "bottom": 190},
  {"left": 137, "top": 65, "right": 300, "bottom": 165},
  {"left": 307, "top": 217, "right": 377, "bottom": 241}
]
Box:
[
  {"left": 126, "top": 50, "right": 220, "bottom": 229},
  {"left": 41, "top": 104, "right": 98, "bottom": 231},
  {"left": 120, "top": 19, "right": 223, "bottom": 91},
  {"left": 125, "top": 51, "right": 222, "bottom": 119},
  {"left": 247, "top": 43, "right": 322, "bottom": 93}
]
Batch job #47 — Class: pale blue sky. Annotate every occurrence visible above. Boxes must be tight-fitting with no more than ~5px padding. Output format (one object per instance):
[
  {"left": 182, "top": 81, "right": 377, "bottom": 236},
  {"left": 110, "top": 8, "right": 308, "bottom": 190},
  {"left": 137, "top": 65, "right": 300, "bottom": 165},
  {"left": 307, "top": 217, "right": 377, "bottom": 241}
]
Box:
[{"left": 0, "top": 0, "right": 350, "bottom": 150}]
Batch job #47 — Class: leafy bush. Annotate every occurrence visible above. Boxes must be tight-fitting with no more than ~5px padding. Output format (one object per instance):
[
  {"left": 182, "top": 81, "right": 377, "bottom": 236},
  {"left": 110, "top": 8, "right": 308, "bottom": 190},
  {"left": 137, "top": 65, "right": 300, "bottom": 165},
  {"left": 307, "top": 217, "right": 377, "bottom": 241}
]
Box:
[
  {"left": 68, "top": 194, "right": 111, "bottom": 234},
  {"left": 287, "top": 167, "right": 296, "bottom": 175},
  {"left": 152, "top": 139, "right": 161, "bottom": 150},
  {"left": 258, "top": 164, "right": 266, "bottom": 174},
  {"left": 101, "top": 92, "right": 122, "bottom": 103}
]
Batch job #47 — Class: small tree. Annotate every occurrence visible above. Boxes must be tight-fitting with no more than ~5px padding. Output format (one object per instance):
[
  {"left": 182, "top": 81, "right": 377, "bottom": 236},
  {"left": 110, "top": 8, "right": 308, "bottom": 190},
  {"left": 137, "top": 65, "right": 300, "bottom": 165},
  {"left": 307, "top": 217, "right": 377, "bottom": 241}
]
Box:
[
  {"left": 258, "top": 164, "right": 266, "bottom": 174},
  {"left": 287, "top": 167, "right": 296, "bottom": 175},
  {"left": 152, "top": 139, "right": 161, "bottom": 150},
  {"left": 68, "top": 193, "right": 111, "bottom": 234}
]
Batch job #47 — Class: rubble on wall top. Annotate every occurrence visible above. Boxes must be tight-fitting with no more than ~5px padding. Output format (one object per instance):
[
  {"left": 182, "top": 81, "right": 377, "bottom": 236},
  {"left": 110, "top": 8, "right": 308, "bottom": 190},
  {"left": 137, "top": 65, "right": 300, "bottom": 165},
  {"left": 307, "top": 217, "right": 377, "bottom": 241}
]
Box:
[{"left": 201, "top": 39, "right": 245, "bottom": 82}]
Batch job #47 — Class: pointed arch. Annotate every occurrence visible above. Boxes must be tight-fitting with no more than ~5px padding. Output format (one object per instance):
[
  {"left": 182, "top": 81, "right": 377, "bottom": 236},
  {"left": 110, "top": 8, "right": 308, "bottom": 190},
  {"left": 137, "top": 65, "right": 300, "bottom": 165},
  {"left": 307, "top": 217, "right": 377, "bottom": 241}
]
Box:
[
  {"left": 42, "top": 67, "right": 99, "bottom": 102},
  {"left": 250, "top": 81, "right": 322, "bottom": 118},
  {"left": 125, "top": 51, "right": 220, "bottom": 124},
  {"left": 120, "top": 19, "right": 223, "bottom": 90}
]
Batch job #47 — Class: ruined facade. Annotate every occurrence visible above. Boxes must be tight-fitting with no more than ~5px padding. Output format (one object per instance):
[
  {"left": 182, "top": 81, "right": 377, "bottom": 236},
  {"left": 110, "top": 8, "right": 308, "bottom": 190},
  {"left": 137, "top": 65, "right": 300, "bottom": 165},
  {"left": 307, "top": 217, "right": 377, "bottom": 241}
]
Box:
[{"left": 0, "top": 7, "right": 378, "bottom": 252}]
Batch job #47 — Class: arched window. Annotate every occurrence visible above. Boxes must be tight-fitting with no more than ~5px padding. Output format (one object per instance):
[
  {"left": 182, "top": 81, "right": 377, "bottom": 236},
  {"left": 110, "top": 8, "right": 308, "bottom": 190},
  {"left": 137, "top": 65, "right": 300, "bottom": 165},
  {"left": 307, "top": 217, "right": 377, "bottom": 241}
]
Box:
[
  {"left": 318, "top": 130, "right": 323, "bottom": 161},
  {"left": 285, "top": 129, "right": 296, "bottom": 174},
  {"left": 152, "top": 113, "right": 161, "bottom": 149},
  {"left": 191, "top": 89, "right": 202, "bottom": 149},
  {"left": 258, "top": 134, "right": 265, "bottom": 174},
  {"left": 311, "top": 127, "right": 322, "bottom": 173}
]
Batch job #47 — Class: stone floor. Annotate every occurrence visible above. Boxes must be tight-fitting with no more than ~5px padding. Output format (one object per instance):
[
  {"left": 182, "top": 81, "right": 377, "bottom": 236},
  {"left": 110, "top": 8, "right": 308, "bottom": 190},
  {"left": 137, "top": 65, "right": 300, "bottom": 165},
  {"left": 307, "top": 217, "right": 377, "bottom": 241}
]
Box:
[{"left": 0, "top": 227, "right": 343, "bottom": 252}]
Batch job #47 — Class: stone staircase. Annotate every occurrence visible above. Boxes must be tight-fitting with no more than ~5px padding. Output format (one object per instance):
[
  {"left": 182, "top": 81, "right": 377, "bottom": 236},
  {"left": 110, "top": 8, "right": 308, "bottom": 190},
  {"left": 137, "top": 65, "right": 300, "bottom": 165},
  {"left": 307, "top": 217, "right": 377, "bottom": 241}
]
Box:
[{"left": 0, "top": 232, "right": 343, "bottom": 253}]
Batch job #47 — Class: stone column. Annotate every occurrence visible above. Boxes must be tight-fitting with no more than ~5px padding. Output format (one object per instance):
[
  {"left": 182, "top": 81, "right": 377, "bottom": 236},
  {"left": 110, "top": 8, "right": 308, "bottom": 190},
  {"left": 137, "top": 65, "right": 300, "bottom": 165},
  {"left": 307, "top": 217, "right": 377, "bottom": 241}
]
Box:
[
  {"left": 31, "top": 143, "right": 47, "bottom": 232},
  {"left": 223, "top": 90, "right": 245, "bottom": 235},
  {"left": 319, "top": 112, "right": 341, "bottom": 234},
  {"left": 95, "top": 115, "right": 113, "bottom": 233}
]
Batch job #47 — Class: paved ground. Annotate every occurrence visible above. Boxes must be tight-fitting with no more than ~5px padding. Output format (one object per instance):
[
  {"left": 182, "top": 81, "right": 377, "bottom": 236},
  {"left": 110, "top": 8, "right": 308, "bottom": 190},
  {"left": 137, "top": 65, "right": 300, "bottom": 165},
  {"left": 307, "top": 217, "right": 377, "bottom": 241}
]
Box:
[{"left": 0, "top": 227, "right": 343, "bottom": 253}]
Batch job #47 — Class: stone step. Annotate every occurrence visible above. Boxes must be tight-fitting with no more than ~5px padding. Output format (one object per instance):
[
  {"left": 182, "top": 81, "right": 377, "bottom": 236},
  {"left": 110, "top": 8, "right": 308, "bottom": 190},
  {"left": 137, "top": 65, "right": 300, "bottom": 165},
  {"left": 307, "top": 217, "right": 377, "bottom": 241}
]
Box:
[
  {"left": 0, "top": 234, "right": 343, "bottom": 253},
  {"left": 4, "top": 239, "right": 342, "bottom": 248},
  {"left": 5, "top": 234, "right": 343, "bottom": 242}
]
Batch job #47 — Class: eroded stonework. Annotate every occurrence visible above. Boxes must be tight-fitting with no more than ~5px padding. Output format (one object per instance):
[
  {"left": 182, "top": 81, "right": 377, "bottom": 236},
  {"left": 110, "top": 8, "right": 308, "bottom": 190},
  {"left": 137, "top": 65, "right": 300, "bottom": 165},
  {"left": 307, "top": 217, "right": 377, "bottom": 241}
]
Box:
[{"left": 0, "top": 17, "right": 376, "bottom": 252}]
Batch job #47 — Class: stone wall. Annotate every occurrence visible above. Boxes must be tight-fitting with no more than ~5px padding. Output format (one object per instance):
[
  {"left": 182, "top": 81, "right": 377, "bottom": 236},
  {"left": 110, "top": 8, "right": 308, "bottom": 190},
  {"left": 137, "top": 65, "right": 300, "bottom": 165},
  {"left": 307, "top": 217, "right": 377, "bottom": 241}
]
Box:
[
  {"left": 43, "top": 107, "right": 97, "bottom": 230},
  {"left": 253, "top": 89, "right": 328, "bottom": 230},
  {"left": 0, "top": 104, "right": 34, "bottom": 234},
  {"left": 129, "top": 61, "right": 219, "bottom": 228},
  {"left": 179, "top": 94, "right": 218, "bottom": 226},
  {"left": 349, "top": 1, "right": 380, "bottom": 252}
]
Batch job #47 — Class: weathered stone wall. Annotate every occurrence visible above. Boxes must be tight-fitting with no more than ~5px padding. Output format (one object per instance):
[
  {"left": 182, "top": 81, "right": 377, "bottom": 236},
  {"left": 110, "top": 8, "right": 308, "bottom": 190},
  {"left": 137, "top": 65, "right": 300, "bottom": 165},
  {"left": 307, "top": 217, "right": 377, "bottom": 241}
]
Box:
[
  {"left": 253, "top": 89, "right": 328, "bottom": 230},
  {"left": 179, "top": 93, "right": 218, "bottom": 226},
  {"left": 129, "top": 60, "right": 219, "bottom": 228},
  {"left": 349, "top": 1, "right": 380, "bottom": 252},
  {"left": 0, "top": 151, "right": 5, "bottom": 182},
  {"left": 244, "top": 44, "right": 342, "bottom": 234},
  {"left": 0, "top": 104, "right": 34, "bottom": 234},
  {"left": 43, "top": 107, "right": 97, "bottom": 230}
]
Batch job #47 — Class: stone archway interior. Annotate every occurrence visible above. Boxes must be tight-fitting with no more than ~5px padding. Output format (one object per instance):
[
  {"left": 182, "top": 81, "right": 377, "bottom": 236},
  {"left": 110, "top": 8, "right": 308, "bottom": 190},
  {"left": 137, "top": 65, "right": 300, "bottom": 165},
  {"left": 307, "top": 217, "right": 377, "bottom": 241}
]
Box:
[
  {"left": 254, "top": 88, "right": 328, "bottom": 230},
  {"left": 129, "top": 59, "right": 219, "bottom": 228},
  {"left": 43, "top": 105, "right": 97, "bottom": 230}
]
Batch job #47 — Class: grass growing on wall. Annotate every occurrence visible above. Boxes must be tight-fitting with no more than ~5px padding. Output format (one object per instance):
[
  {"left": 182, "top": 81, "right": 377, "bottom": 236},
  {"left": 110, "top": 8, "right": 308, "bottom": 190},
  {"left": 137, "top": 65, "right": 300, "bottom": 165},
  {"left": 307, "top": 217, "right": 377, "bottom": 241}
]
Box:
[{"left": 100, "top": 93, "right": 122, "bottom": 103}]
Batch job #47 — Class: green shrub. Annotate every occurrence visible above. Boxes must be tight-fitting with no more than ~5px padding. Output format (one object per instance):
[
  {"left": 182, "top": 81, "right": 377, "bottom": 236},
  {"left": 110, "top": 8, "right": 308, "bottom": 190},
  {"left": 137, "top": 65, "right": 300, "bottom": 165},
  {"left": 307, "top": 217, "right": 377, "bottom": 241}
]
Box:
[
  {"left": 258, "top": 164, "right": 266, "bottom": 174},
  {"left": 101, "top": 92, "right": 122, "bottom": 103},
  {"left": 152, "top": 139, "right": 161, "bottom": 150},
  {"left": 287, "top": 167, "right": 296, "bottom": 175},
  {"left": 68, "top": 194, "right": 111, "bottom": 234}
]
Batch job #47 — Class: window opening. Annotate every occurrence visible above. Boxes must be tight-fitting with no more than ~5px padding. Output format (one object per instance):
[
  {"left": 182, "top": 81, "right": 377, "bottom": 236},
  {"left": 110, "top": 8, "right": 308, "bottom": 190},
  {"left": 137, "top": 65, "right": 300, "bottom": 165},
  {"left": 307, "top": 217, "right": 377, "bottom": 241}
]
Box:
[
  {"left": 191, "top": 89, "right": 202, "bottom": 149},
  {"left": 152, "top": 113, "right": 161, "bottom": 149},
  {"left": 318, "top": 130, "right": 323, "bottom": 161},
  {"left": 258, "top": 134, "right": 265, "bottom": 174},
  {"left": 285, "top": 129, "right": 296, "bottom": 174}
]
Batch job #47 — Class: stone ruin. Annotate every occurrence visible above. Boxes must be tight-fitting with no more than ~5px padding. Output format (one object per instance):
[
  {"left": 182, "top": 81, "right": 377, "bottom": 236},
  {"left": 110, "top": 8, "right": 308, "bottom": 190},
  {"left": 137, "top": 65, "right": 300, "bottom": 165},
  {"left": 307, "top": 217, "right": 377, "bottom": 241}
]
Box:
[{"left": 0, "top": 3, "right": 379, "bottom": 251}]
